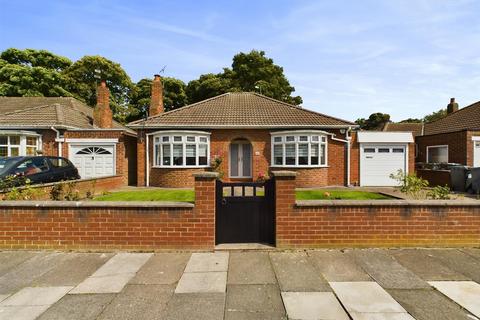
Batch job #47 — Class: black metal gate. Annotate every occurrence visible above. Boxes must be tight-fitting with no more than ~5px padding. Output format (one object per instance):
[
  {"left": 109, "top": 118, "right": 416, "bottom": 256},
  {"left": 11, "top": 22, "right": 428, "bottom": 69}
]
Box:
[{"left": 215, "top": 179, "right": 275, "bottom": 245}]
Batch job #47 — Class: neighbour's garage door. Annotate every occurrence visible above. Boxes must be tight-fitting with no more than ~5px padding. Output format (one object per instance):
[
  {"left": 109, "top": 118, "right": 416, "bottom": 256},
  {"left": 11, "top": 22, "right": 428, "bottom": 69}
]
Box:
[
  {"left": 360, "top": 144, "right": 407, "bottom": 186},
  {"left": 69, "top": 145, "right": 115, "bottom": 179}
]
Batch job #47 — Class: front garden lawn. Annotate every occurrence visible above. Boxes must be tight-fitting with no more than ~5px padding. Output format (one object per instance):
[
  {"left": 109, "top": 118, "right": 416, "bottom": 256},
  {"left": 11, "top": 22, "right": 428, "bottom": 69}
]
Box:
[
  {"left": 94, "top": 189, "right": 195, "bottom": 202},
  {"left": 296, "top": 189, "right": 392, "bottom": 200}
]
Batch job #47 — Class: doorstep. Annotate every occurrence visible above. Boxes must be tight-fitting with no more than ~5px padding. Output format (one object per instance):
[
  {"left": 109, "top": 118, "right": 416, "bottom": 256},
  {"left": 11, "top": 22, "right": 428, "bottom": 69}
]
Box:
[{"left": 215, "top": 243, "right": 276, "bottom": 251}]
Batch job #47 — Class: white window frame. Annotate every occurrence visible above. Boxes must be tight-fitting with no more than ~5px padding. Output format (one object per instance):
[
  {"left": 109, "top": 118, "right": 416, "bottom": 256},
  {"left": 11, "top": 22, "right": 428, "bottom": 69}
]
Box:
[
  {"left": 152, "top": 131, "right": 210, "bottom": 168},
  {"left": 270, "top": 130, "right": 328, "bottom": 168},
  {"left": 426, "top": 145, "right": 449, "bottom": 163},
  {"left": 0, "top": 131, "right": 41, "bottom": 157}
]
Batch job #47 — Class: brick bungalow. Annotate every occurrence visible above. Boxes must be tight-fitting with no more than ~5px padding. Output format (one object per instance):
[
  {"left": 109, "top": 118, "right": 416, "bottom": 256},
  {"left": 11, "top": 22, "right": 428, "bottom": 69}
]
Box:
[
  {"left": 0, "top": 81, "right": 137, "bottom": 185},
  {"left": 416, "top": 98, "right": 480, "bottom": 167},
  {"left": 130, "top": 75, "right": 415, "bottom": 188}
]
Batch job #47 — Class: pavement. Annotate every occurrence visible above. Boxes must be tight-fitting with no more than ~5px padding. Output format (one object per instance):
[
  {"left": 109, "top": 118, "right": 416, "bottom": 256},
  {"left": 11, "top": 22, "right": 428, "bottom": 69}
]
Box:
[{"left": 0, "top": 248, "right": 479, "bottom": 320}]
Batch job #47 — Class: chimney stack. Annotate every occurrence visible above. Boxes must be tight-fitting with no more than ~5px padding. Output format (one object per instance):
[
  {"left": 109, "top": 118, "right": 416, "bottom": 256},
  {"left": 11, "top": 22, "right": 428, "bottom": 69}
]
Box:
[
  {"left": 447, "top": 97, "right": 459, "bottom": 114},
  {"left": 93, "top": 80, "right": 113, "bottom": 128},
  {"left": 150, "top": 74, "right": 164, "bottom": 116}
]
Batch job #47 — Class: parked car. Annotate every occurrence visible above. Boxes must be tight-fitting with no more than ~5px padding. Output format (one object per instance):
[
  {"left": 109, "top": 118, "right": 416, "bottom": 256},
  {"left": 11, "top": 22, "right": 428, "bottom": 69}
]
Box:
[{"left": 0, "top": 156, "right": 80, "bottom": 186}]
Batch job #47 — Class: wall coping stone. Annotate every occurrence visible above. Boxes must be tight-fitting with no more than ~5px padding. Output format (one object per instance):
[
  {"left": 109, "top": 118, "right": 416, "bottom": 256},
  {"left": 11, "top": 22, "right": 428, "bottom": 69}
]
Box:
[
  {"left": 296, "top": 200, "right": 480, "bottom": 207},
  {"left": 193, "top": 172, "right": 219, "bottom": 179},
  {"left": 0, "top": 200, "right": 194, "bottom": 208},
  {"left": 271, "top": 171, "right": 297, "bottom": 177}
]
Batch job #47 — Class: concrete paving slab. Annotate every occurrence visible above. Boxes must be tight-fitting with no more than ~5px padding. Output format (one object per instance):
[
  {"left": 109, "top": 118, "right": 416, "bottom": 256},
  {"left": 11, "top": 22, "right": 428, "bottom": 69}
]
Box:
[
  {"left": 270, "top": 252, "right": 331, "bottom": 292},
  {"left": 0, "top": 251, "right": 36, "bottom": 277},
  {"left": 308, "top": 250, "right": 372, "bottom": 282},
  {"left": 225, "top": 311, "right": 287, "bottom": 319},
  {"left": 348, "top": 312, "right": 415, "bottom": 320},
  {"left": 429, "top": 281, "right": 480, "bottom": 317},
  {"left": 353, "top": 250, "right": 429, "bottom": 289},
  {"left": 329, "top": 282, "right": 407, "bottom": 313},
  {"left": 162, "top": 293, "right": 225, "bottom": 320},
  {"left": 281, "top": 292, "right": 349, "bottom": 320},
  {"left": 388, "top": 288, "right": 475, "bottom": 320},
  {"left": 175, "top": 272, "right": 227, "bottom": 293},
  {"left": 184, "top": 252, "right": 229, "bottom": 273},
  {"left": 0, "top": 286, "right": 73, "bottom": 307},
  {"left": 226, "top": 284, "right": 285, "bottom": 315},
  {"left": 130, "top": 252, "right": 190, "bottom": 285},
  {"left": 70, "top": 273, "right": 136, "bottom": 294},
  {"left": 0, "top": 305, "right": 50, "bottom": 320},
  {"left": 228, "top": 252, "right": 276, "bottom": 285},
  {"left": 427, "top": 249, "right": 480, "bottom": 282},
  {"left": 37, "top": 294, "right": 115, "bottom": 320},
  {"left": 0, "top": 252, "right": 69, "bottom": 295},
  {"left": 389, "top": 249, "right": 469, "bottom": 281},
  {"left": 98, "top": 284, "right": 174, "bottom": 320},
  {"left": 461, "top": 248, "right": 480, "bottom": 262},
  {"left": 31, "top": 253, "right": 114, "bottom": 287},
  {"left": 92, "top": 253, "right": 153, "bottom": 277},
  {"left": 0, "top": 296, "right": 8, "bottom": 303}
]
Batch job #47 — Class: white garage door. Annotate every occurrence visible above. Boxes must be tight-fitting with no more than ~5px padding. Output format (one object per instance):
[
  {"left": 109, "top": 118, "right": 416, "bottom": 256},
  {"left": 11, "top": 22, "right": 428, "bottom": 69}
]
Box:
[
  {"left": 360, "top": 145, "right": 407, "bottom": 186},
  {"left": 70, "top": 145, "right": 115, "bottom": 179}
]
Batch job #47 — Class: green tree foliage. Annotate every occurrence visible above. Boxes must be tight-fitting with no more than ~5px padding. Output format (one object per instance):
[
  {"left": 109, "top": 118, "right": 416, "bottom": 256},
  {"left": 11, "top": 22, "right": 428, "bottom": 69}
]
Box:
[
  {"left": 186, "top": 50, "right": 302, "bottom": 105},
  {"left": 0, "top": 48, "right": 73, "bottom": 97},
  {"left": 423, "top": 108, "right": 447, "bottom": 123},
  {"left": 128, "top": 77, "right": 188, "bottom": 122},
  {"left": 63, "top": 55, "right": 134, "bottom": 123},
  {"left": 355, "top": 112, "right": 391, "bottom": 130},
  {"left": 399, "top": 118, "right": 422, "bottom": 123}
]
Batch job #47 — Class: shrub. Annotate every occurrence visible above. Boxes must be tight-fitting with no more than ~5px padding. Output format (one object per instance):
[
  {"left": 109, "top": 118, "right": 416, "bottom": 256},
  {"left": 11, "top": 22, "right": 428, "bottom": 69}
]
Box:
[
  {"left": 427, "top": 185, "right": 451, "bottom": 200},
  {"left": 210, "top": 156, "right": 224, "bottom": 179},
  {"left": 49, "top": 183, "right": 64, "bottom": 201},
  {"left": 390, "top": 170, "right": 429, "bottom": 199},
  {"left": 3, "top": 178, "right": 41, "bottom": 200}
]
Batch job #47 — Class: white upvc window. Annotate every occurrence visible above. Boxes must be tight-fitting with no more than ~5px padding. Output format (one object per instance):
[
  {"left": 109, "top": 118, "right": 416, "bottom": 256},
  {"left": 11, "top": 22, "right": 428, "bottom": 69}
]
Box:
[
  {"left": 271, "top": 131, "right": 328, "bottom": 167},
  {"left": 153, "top": 132, "right": 210, "bottom": 168},
  {"left": 426, "top": 145, "right": 448, "bottom": 163},
  {"left": 0, "top": 132, "right": 40, "bottom": 157}
]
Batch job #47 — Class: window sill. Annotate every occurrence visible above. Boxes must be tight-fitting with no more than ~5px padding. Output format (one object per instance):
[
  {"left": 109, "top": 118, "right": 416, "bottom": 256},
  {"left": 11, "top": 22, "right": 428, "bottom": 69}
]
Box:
[
  {"left": 270, "top": 165, "right": 329, "bottom": 169},
  {"left": 151, "top": 165, "right": 211, "bottom": 169}
]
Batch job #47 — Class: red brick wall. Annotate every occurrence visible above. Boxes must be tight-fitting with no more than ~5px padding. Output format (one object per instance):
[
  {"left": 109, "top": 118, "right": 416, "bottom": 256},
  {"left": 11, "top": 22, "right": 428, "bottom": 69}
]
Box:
[
  {"left": 274, "top": 172, "right": 480, "bottom": 248},
  {"left": 150, "top": 168, "right": 206, "bottom": 188},
  {"left": 0, "top": 174, "right": 216, "bottom": 250},
  {"left": 416, "top": 131, "right": 467, "bottom": 164}
]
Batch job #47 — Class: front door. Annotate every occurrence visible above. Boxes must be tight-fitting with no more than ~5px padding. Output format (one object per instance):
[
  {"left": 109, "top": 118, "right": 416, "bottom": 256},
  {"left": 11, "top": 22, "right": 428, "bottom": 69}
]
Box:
[{"left": 230, "top": 142, "right": 252, "bottom": 178}]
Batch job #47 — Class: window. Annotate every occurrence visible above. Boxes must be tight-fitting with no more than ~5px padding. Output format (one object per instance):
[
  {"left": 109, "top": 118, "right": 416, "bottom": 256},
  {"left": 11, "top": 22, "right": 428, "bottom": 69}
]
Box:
[
  {"left": 14, "top": 158, "right": 49, "bottom": 176},
  {"left": 427, "top": 145, "right": 448, "bottom": 163},
  {"left": 153, "top": 132, "right": 210, "bottom": 167},
  {"left": 378, "top": 148, "right": 390, "bottom": 153},
  {"left": 49, "top": 157, "right": 71, "bottom": 168},
  {"left": 0, "top": 134, "right": 38, "bottom": 157},
  {"left": 271, "top": 131, "right": 328, "bottom": 167},
  {"left": 364, "top": 148, "right": 375, "bottom": 153},
  {"left": 392, "top": 148, "right": 404, "bottom": 153}
]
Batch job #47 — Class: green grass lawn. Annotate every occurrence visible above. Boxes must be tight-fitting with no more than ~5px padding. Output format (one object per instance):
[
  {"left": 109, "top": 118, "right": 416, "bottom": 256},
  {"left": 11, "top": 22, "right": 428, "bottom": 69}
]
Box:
[
  {"left": 94, "top": 189, "right": 195, "bottom": 202},
  {"left": 296, "top": 189, "right": 392, "bottom": 200}
]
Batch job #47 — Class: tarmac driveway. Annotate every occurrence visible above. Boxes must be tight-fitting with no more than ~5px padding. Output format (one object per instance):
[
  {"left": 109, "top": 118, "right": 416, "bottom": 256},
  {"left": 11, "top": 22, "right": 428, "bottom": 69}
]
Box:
[{"left": 0, "top": 248, "right": 479, "bottom": 320}]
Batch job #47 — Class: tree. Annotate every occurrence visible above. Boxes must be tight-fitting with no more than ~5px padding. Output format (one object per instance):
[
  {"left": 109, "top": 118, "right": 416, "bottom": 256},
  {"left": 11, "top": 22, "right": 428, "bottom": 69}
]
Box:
[
  {"left": 399, "top": 118, "right": 422, "bottom": 123},
  {"left": 423, "top": 108, "right": 447, "bottom": 123},
  {"left": 128, "top": 76, "right": 188, "bottom": 122},
  {"left": 0, "top": 48, "right": 73, "bottom": 97},
  {"left": 63, "top": 55, "right": 134, "bottom": 123},
  {"left": 186, "top": 50, "right": 302, "bottom": 105},
  {"left": 355, "top": 112, "right": 391, "bottom": 130}
]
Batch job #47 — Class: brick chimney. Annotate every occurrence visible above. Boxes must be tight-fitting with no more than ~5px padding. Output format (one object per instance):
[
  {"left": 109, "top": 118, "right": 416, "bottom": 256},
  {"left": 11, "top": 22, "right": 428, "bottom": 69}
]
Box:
[
  {"left": 93, "top": 80, "right": 113, "bottom": 128},
  {"left": 150, "top": 74, "right": 164, "bottom": 116},
  {"left": 447, "top": 97, "right": 459, "bottom": 114}
]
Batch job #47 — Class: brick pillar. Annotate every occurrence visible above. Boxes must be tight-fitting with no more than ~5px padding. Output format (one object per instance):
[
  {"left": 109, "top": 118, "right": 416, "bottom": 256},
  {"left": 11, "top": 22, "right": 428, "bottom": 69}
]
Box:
[
  {"left": 272, "top": 171, "right": 296, "bottom": 248},
  {"left": 193, "top": 172, "right": 219, "bottom": 248},
  {"left": 137, "top": 131, "right": 146, "bottom": 186}
]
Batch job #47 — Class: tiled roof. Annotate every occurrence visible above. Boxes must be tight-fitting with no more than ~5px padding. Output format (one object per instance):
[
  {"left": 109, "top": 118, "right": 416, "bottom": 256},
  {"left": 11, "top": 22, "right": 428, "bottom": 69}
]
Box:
[
  {"left": 0, "top": 97, "right": 135, "bottom": 134},
  {"left": 382, "top": 122, "right": 424, "bottom": 137},
  {"left": 129, "top": 92, "right": 355, "bottom": 128},
  {"left": 423, "top": 101, "right": 480, "bottom": 135}
]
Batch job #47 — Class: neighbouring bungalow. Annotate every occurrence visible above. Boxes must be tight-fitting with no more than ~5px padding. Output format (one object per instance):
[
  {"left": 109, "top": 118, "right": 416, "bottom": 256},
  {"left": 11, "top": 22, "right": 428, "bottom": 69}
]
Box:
[
  {"left": 0, "top": 81, "right": 137, "bottom": 185},
  {"left": 129, "top": 75, "right": 415, "bottom": 188}
]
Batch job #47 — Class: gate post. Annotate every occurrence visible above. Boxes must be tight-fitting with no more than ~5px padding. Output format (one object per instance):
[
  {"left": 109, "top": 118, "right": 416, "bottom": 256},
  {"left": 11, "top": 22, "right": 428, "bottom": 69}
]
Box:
[
  {"left": 193, "top": 172, "right": 219, "bottom": 248},
  {"left": 271, "top": 171, "right": 296, "bottom": 248}
]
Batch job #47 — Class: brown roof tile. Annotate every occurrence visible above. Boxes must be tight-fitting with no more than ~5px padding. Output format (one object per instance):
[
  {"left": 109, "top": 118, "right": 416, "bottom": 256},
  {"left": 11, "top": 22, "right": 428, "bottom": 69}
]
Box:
[
  {"left": 423, "top": 101, "right": 480, "bottom": 135},
  {"left": 129, "top": 92, "right": 355, "bottom": 129},
  {"left": 0, "top": 97, "right": 134, "bottom": 134},
  {"left": 382, "top": 122, "right": 424, "bottom": 137}
]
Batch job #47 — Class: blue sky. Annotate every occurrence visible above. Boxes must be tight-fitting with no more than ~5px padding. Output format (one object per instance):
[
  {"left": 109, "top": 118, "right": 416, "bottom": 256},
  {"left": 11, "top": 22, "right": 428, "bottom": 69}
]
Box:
[{"left": 1, "top": 0, "right": 479, "bottom": 121}]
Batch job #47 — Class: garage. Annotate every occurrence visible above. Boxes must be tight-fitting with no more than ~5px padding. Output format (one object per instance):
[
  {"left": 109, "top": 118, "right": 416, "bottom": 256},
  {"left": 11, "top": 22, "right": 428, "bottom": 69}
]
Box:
[
  {"left": 358, "top": 132, "right": 413, "bottom": 187},
  {"left": 69, "top": 144, "right": 115, "bottom": 179}
]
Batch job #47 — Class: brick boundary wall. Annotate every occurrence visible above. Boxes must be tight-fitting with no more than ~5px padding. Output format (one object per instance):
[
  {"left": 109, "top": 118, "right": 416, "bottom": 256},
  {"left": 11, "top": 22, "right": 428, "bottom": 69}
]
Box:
[
  {"left": 273, "top": 171, "right": 480, "bottom": 248},
  {"left": 0, "top": 175, "right": 125, "bottom": 200},
  {"left": 0, "top": 173, "right": 217, "bottom": 250}
]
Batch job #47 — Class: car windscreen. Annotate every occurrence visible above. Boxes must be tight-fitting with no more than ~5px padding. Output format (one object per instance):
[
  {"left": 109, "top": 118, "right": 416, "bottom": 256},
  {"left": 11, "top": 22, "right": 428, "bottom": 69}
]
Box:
[{"left": 0, "top": 158, "right": 21, "bottom": 175}]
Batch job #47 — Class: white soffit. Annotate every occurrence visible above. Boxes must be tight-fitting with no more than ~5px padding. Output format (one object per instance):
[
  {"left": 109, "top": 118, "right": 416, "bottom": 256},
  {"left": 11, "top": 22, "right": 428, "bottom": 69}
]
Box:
[{"left": 357, "top": 131, "right": 414, "bottom": 143}]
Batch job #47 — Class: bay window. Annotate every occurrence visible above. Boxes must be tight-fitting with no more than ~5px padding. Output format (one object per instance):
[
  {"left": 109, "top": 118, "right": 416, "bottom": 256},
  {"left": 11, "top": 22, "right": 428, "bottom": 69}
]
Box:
[
  {"left": 0, "top": 132, "right": 40, "bottom": 157},
  {"left": 271, "top": 131, "right": 328, "bottom": 167},
  {"left": 153, "top": 132, "right": 210, "bottom": 167}
]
